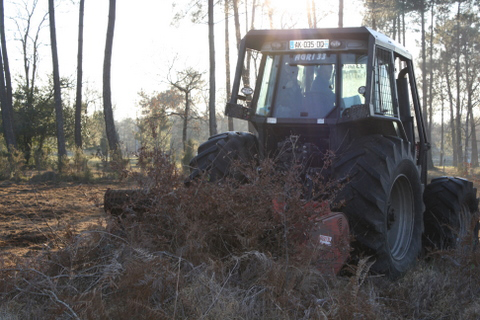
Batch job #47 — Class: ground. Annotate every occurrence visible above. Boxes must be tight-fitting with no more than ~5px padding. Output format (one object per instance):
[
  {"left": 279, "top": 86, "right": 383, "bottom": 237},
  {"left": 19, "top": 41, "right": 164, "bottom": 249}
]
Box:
[
  {"left": 0, "top": 180, "right": 129, "bottom": 265},
  {"left": 1, "top": 166, "right": 478, "bottom": 266},
  {"left": 1, "top": 169, "right": 480, "bottom": 319}
]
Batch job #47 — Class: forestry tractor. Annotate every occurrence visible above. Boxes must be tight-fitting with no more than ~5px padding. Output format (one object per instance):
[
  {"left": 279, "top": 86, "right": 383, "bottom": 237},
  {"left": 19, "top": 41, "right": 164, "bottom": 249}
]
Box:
[{"left": 105, "top": 27, "right": 479, "bottom": 278}]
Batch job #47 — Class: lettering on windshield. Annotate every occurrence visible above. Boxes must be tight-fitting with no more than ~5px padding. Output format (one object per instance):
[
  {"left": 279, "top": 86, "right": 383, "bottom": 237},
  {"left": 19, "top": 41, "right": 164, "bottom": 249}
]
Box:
[{"left": 294, "top": 53, "right": 327, "bottom": 62}]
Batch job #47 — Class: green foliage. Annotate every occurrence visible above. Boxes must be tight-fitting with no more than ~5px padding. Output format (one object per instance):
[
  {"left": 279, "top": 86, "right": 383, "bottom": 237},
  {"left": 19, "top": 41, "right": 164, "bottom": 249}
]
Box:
[
  {"left": 109, "top": 148, "right": 130, "bottom": 181},
  {"left": 33, "top": 147, "right": 54, "bottom": 171},
  {"left": 62, "top": 104, "right": 76, "bottom": 148},
  {"left": 181, "top": 138, "right": 196, "bottom": 168},
  {"left": 58, "top": 148, "right": 93, "bottom": 182},
  {"left": 83, "top": 110, "right": 107, "bottom": 150},
  {"left": 116, "top": 117, "right": 138, "bottom": 155},
  {"left": 0, "top": 147, "right": 26, "bottom": 181},
  {"left": 136, "top": 89, "right": 175, "bottom": 150},
  {"left": 13, "top": 84, "right": 55, "bottom": 162},
  {"left": 0, "top": 151, "right": 10, "bottom": 180}
]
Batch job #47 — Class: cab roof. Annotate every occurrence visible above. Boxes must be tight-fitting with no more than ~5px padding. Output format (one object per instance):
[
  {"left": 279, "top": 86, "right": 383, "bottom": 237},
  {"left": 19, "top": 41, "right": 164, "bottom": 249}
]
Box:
[{"left": 244, "top": 27, "right": 412, "bottom": 60}]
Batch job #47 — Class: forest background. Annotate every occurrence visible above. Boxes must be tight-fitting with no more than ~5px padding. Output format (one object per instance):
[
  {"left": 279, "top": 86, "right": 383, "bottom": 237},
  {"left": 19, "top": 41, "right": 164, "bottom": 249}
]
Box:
[{"left": 0, "top": 0, "right": 479, "bottom": 175}]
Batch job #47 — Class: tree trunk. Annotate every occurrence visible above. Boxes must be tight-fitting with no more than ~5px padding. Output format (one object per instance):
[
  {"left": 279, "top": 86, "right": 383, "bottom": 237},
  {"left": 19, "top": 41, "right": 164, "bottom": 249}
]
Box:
[
  {"left": 339, "top": 0, "right": 343, "bottom": 27},
  {"left": 233, "top": 0, "right": 241, "bottom": 50},
  {"left": 397, "top": 15, "right": 401, "bottom": 42},
  {"left": 0, "top": 50, "right": 15, "bottom": 151},
  {"left": 75, "top": 0, "right": 85, "bottom": 148},
  {"left": 0, "top": 0, "right": 12, "bottom": 112},
  {"left": 454, "top": 2, "right": 462, "bottom": 166},
  {"left": 426, "top": 5, "right": 434, "bottom": 169},
  {"left": 245, "top": 0, "right": 248, "bottom": 36},
  {"left": 444, "top": 63, "right": 457, "bottom": 166},
  {"left": 48, "top": 0, "right": 67, "bottom": 163},
  {"left": 420, "top": 7, "right": 427, "bottom": 135},
  {"left": 103, "top": 0, "right": 120, "bottom": 154},
  {"left": 0, "top": 0, "right": 16, "bottom": 150},
  {"left": 466, "top": 44, "right": 478, "bottom": 167},
  {"left": 470, "top": 111, "right": 478, "bottom": 167},
  {"left": 19, "top": 1, "right": 46, "bottom": 122},
  {"left": 182, "top": 91, "right": 189, "bottom": 152},
  {"left": 307, "top": 0, "right": 313, "bottom": 28},
  {"left": 440, "top": 90, "right": 444, "bottom": 167},
  {"left": 225, "top": 0, "right": 233, "bottom": 131},
  {"left": 306, "top": 0, "right": 319, "bottom": 28},
  {"left": 465, "top": 41, "right": 478, "bottom": 167},
  {"left": 208, "top": 0, "right": 217, "bottom": 136},
  {"left": 392, "top": 15, "right": 397, "bottom": 40},
  {"left": 264, "top": 0, "right": 273, "bottom": 28},
  {"left": 427, "top": 7, "right": 434, "bottom": 137},
  {"left": 311, "top": 0, "right": 317, "bottom": 28},
  {"left": 168, "top": 68, "right": 202, "bottom": 153},
  {"left": 464, "top": 107, "right": 470, "bottom": 164},
  {"left": 371, "top": 0, "right": 376, "bottom": 30}
]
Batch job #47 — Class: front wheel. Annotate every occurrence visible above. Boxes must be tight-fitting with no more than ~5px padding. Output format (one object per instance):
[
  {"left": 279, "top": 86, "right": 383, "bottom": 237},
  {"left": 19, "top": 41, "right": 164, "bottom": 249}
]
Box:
[
  {"left": 187, "top": 131, "right": 259, "bottom": 183},
  {"left": 334, "top": 135, "right": 424, "bottom": 278}
]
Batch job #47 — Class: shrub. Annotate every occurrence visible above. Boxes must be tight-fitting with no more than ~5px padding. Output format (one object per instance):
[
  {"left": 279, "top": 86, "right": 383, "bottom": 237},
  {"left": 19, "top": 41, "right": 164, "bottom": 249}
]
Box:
[
  {"left": 0, "top": 151, "right": 9, "bottom": 180},
  {"left": 0, "top": 148, "right": 25, "bottom": 181},
  {"left": 58, "top": 148, "right": 93, "bottom": 182},
  {"left": 33, "top": 147, "right": 54, "bottom": 171},
  {"left": 181, "top": 138, "right": 196, "bottom": 169}
]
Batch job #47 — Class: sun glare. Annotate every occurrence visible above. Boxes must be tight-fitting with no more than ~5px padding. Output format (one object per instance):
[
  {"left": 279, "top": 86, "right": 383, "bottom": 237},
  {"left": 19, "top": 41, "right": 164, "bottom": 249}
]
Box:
[
  {"left": 267, "top": 0, "right": 364, "bottom": 28},
  {"left": 269, "top": 0, "right": 294, "bottom": 12}
]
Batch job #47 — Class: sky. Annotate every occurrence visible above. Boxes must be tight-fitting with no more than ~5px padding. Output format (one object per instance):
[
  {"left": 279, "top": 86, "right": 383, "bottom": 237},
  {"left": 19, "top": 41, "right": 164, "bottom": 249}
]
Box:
[{"left": 5, "top": 0, "right": 365, "bottom": 120}]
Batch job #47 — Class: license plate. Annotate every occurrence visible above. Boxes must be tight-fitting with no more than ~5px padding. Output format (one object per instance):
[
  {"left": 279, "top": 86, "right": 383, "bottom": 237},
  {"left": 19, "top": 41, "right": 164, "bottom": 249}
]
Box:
[{"left": 290, "top": 39, "right": 329, "bottom": 50}]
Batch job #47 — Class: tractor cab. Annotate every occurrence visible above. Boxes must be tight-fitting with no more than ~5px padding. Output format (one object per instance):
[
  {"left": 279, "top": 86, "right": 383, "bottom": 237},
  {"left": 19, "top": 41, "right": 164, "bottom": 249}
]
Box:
[{"left": 227, "top": 27, "right": 411, "bottom": 123}]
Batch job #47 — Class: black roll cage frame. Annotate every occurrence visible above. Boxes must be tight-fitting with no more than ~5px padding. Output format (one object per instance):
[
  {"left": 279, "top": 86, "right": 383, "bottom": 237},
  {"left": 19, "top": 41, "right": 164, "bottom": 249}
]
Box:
[{"left": 225, "top": 27, "right": 428, "bottom": 184}]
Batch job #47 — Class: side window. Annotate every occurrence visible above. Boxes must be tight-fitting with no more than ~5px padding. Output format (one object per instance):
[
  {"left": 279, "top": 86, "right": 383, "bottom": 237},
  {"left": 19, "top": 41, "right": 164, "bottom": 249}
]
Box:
[
  {"left": 373, "top": 48, "right": 397, "bottom": 117},
  {"left": 341, "top": 54, "right": 367, "bottom": 110},
  {"left": 255, "top": 55, "right": 279, "bottom": 116}
]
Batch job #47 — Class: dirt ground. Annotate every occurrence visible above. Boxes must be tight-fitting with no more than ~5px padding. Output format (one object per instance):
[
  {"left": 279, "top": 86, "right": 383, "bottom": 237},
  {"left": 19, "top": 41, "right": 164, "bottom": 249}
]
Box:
[{"left": 0, "top": 180, "right": 129, "bottom": 265}]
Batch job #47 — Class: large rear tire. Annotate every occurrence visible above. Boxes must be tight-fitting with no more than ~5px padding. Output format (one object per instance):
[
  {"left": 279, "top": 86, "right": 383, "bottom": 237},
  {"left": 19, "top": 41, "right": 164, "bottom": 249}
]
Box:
[
  {"left": 187, "top": 131, "right": 259, "bottom": 183},
  {"left": 334, "top": 135, "right": 424, "bottom": 278},
  {"left": 423, "top": 177, "right": 479, "bottom": 250}
]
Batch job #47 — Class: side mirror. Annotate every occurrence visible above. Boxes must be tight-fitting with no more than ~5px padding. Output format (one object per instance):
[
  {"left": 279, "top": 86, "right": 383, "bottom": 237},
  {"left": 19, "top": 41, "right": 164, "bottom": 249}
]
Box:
[
  {"left": 241, "top": 87, "right": 254, "bottom": 95},
  {"left": 358, "top": 86, "right": 366, "bottom": 96}
]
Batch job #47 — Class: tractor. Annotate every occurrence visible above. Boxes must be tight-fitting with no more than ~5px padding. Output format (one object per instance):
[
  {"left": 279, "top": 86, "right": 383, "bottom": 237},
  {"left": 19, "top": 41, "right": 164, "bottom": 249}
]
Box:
[{"left": 105, "top": 27, "right": 479, "bottom": 278}]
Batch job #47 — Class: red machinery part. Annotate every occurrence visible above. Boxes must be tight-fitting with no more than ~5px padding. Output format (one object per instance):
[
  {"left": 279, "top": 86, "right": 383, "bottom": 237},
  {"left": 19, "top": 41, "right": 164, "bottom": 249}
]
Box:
[
  {"left": 309, "top": 211, "right": 350, "bottom": 274},
  {"left": 273, "top": 199, "right": 350, "bottom": 274}
]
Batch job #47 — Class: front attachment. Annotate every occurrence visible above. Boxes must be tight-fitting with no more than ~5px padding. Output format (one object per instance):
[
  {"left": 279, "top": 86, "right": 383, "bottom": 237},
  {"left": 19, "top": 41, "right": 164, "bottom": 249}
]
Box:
[
  {"left": 310, "top": 210, "right": 351, "bottom": 274},
  {"left": 273, "top": 199, "right": 350, "bottom": 274}
]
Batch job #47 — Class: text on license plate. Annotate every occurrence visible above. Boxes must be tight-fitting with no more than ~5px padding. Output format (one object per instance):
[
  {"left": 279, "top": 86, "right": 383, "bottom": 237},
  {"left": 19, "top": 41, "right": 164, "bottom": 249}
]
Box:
[{"left": 290, "top": 39, "right": 329, "bottom": 50}]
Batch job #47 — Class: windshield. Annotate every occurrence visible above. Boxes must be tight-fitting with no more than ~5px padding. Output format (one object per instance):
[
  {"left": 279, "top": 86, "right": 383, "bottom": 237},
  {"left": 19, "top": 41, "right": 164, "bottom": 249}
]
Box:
[{"left": 255, "top": 53, "right": 367, "bottom": 119}]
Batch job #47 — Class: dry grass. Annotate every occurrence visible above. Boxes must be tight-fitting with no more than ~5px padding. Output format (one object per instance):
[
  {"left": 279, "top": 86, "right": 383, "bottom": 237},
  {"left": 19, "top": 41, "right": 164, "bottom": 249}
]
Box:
[{"left": 1, "top": 152, "right": 480, "bottom": 319}]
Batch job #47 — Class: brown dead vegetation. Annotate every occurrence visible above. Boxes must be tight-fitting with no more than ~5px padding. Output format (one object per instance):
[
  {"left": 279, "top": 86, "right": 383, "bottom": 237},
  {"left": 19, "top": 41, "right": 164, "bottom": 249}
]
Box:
[{"left": 1, "top": 153, "right": 479, "bottom": 319}]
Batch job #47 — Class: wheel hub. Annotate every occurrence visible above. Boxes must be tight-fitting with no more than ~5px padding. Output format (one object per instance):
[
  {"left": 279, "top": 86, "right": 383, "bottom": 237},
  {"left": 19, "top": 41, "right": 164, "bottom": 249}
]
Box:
[{"left": 387, "top": 175, "right": 414, "bottom": 261}]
